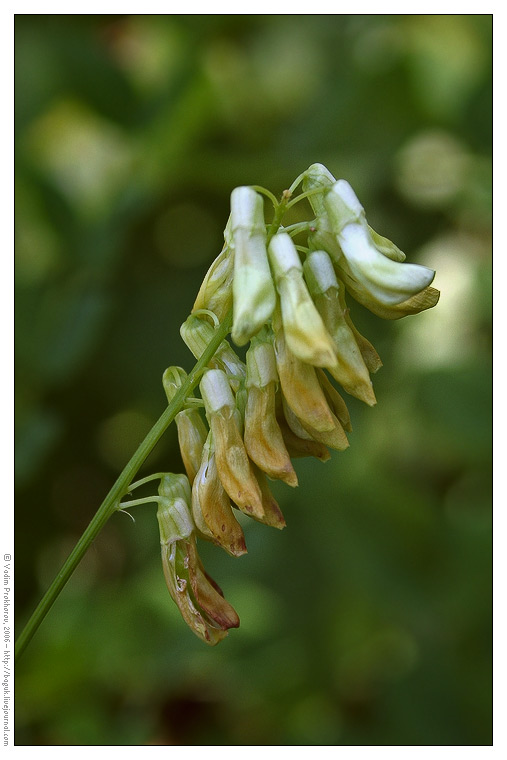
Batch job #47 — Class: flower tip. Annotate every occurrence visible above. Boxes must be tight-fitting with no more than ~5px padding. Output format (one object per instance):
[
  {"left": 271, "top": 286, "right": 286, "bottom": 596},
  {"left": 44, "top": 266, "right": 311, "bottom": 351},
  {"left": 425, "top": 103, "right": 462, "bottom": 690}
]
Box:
[
  {"left": 231, "top": 539, "right": 248, "bottom": 557},
  {"left": 358, "top": 380, "right": 377, "bottom": 407},
  {"left": 282, "top": 469, "right": 299, "bottom": 488},
  {"left": 305, "top": 163, "right": 336, "bottom": 182}
]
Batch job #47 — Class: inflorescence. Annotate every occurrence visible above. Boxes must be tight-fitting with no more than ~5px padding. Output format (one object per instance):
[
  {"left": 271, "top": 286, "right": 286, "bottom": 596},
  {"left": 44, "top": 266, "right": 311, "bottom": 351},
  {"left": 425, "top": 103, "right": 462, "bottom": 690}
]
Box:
[{"left": 119, "top": 163, "right": 440, "bottom": 645}]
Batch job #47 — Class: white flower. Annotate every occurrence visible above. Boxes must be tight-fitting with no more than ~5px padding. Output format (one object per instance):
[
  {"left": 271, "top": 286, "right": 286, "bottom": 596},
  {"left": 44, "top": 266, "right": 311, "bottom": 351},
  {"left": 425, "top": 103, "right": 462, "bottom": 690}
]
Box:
[
  {"left": 324, "top": 180, "right": 436, "bottom": 306},
  {"left": 230, "top": 186, "right": 276, "bottom": 346}
]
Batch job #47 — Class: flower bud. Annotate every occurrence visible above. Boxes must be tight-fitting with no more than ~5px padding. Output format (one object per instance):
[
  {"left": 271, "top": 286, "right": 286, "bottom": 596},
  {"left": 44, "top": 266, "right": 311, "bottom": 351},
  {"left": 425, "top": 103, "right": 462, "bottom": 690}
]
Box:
[
  {"left": 180, "top": 313, "right": 246, "bottom": 391},
  {"left": 230, "top": 186, "right": 276, "bottom": 346},
  {"left": 303, "top": 250, "right": 376, "bottom": 406},
  {"left": 192, "top": 243, "right": 234, "bottom": 321},
  {"left": 268, "top": 232, "right": 337, "bottom": 367},
  {"left": 157, "top": 473, "right": 194, "bottom": 544},
  {"left": 200, "top": 369, "right": 264, "bottom": 520},
  {"left": 324, "top": 181, "right": 436, "bottom": 306},
  {"left": 302, "top": 162, "right": 337, "bottom": 217},
  {"left": 244, "top": 338, "right": 298, "bottom": 487},
  {"left": 175, "top": 409, "right": 208, "bottom": 485},
  {"left": 162, "top": 365, "right": 188, "bottom": 401},
  {"left": 162, "top": 367, "right": 209, "bottom": 483},
  {"left": 191, "top": 433, "right": 247, "bottom": 557}
]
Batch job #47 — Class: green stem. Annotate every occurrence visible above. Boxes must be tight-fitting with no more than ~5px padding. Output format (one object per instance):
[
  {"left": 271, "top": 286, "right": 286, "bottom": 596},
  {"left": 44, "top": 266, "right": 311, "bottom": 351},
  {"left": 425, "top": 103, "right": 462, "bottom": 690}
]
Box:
[
  {"left": 15, "top": 308, "right": 233, "bottom": 662},
  {"left": 249, "top": 185, "right": 279, "bottom": 209},
  {"left": 286, "top": 187, "right": 325, "bottom": 210},
  {"left": 287, "top": 171, "right": 307, "bottom": 195},
  {"left": 283, "top": 221, "right": 315, "bottom": 237},
  {"left": 267, "top": 190, "right": 291, "bottom": 240},
  {"left": 128, "top": 473, "right": 167, "bottom": 491},
  {"left": 119, "top": 497, "right": 161, "bottom": 509}
]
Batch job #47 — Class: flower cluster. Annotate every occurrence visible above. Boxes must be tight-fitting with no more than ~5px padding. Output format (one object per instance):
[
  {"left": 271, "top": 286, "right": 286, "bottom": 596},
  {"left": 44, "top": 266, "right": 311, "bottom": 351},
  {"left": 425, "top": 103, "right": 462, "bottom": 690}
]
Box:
[{"left": 124, "top": 163, "right": 439, "bottom": 645}]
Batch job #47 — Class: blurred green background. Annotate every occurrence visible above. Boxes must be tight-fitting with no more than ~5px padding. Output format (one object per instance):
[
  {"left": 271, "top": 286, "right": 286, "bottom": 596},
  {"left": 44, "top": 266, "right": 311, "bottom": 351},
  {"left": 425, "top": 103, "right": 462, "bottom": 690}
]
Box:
[{"left": 15, "top": 14, "right": 492, "bottom": 746}]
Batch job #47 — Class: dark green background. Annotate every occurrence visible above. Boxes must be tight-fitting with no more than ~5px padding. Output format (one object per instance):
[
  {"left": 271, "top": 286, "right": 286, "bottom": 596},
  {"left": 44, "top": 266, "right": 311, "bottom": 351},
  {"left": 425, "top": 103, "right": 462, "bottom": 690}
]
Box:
[{"left": 15, "top": 14, "right": 492, "bottom": 746}]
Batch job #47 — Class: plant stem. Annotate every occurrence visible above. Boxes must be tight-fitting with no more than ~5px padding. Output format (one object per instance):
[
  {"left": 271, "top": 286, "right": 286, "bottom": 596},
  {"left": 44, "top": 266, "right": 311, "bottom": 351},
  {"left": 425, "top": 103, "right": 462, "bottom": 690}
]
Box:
[
  {"left": 267, "top": 190, "right": 291, "bottom": 240},
  {"left": 15, "top": 309, "right": 233, "bottom": 662}
]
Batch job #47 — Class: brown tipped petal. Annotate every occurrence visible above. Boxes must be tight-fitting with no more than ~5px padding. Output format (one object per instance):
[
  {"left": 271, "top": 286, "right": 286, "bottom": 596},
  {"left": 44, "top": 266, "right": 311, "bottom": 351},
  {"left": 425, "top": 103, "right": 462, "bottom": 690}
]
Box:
[
  {"left": 187, "top": 538, "right": 240, "bottom": 631},
  {"left": 161, "top": 542, "right": 229, "bottom": 646},
  {"left": 244, "top": 385, "right": 298, "bottom": 487}
]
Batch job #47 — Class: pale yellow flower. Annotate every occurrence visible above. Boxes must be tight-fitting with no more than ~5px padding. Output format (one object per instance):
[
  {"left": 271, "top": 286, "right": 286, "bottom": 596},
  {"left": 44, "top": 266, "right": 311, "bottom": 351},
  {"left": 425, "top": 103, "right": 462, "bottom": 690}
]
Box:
[
  {"left": 244, "top": 337, "right": 298, "bottom": 487},
  {"left": 200, "top": 368, "right": 264, "bottom": 520},
  {"left": 191, "top": 433, "right": 247, "bottom": 557},
  {"left": 268, "top": 232, "right": 337, "bottom": 367},
  {"left": 304, "top": 250, "right": 376, "bottom": 406}
]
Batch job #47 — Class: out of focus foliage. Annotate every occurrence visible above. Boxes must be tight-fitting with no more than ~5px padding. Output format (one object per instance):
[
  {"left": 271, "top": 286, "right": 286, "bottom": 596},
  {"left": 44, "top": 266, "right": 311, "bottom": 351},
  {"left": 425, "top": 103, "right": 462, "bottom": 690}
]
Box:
[{"left": 15, "top": 14, "right": 492, "bottom": 746}]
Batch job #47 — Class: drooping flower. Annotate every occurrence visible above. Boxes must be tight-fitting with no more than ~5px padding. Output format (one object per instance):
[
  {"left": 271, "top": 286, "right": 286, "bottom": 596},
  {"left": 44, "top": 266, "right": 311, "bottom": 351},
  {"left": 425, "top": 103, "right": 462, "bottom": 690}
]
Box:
[
  {"left": 156, "top": 473, "right": 240, "bottom": 645},
  {"left": 273, "top": 315, "right": 337, "bottom": 434},
  {"left": 281, "top": 390, "right": 349, "bottom": 453},
  {"left": 191, "top": 432, "right": 248, "bottom": 558},
  {"left": 303, "top": 163, "right": 439, "bottom": 319},
  {"left": 303, "top": 249, "right": 376, "bottom": 406},
  {"left": 324, "top": 181, "right": 435, "bottom": 305},
  {"left": 162, "top": 366, "right": 208, "bottom": 484},
  {"left": 199, "top": 368, "right": 265, "bottom": 520},
  {"left": 267, "top": 231, "right": 337, "bottom": 367},
  {"left": 244, "top": 334, "right": 298, "bottom": 487}
]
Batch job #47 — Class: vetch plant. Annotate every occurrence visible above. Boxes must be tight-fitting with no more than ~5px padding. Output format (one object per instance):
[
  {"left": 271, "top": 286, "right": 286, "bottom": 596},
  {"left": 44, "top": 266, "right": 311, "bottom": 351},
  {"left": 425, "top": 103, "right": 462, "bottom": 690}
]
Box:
[{"left": 15, "top": 163, "right": 440, "bottom": 654}]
